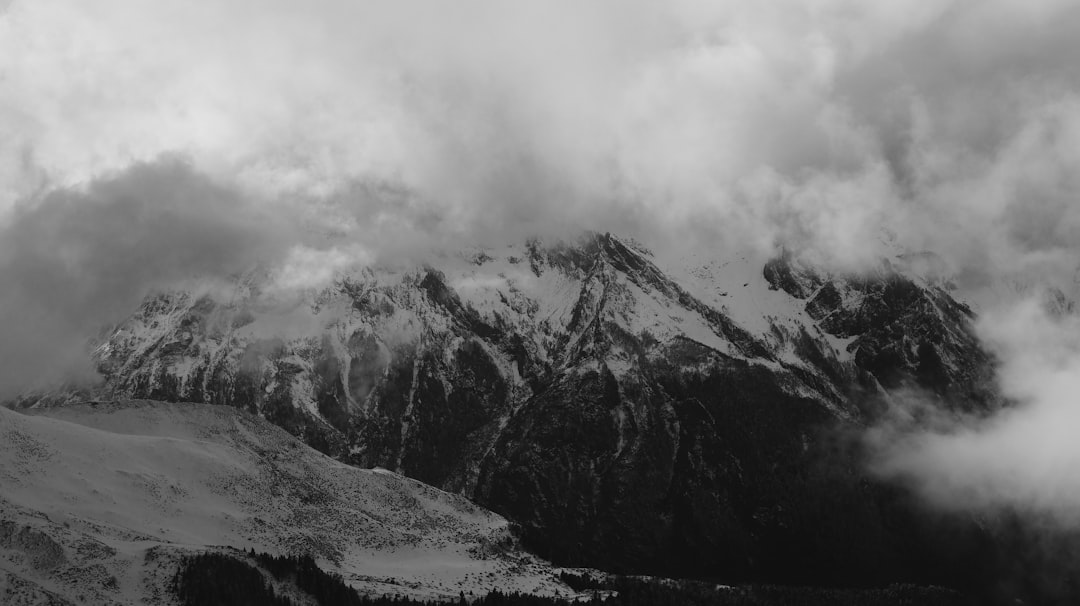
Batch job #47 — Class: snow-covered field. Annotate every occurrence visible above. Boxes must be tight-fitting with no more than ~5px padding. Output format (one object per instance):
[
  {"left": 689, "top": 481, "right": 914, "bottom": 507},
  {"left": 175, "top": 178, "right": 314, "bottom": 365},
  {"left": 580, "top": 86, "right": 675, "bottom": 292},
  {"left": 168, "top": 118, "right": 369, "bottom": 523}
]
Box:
[{"left": 0, "top": 400, "right": 569, "bottom": 604}]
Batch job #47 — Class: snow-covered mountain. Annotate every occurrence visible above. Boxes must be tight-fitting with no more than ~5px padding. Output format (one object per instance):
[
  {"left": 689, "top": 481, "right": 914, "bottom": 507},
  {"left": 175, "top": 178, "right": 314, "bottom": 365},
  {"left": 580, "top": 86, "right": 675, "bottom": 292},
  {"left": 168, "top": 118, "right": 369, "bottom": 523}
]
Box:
[
  {"left": 0, "top": 400, "right": 569, "bottom": 604},
  {"left": 22, "top": 232, "right": 999, "bottom": 586}
]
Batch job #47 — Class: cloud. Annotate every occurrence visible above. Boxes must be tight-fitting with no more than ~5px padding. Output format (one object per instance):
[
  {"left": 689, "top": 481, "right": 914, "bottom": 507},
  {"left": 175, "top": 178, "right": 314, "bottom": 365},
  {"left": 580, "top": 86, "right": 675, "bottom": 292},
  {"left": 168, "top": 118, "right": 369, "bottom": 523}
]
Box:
[
  {"left": 1, "top": 1, "right": 1076, "bottom": 275},
  {"left": 867, "top": 299, "right": 1080, "bottom": 524},
  {"left": 267, "top": 244, "right": 373, "bottom": 296},
  {"left": 3, "top": 0, "right": 1080, "bottom": 459},
  {"left": 0, "top": 159, "right": 297, "bottom": 396},
  {"left": 0, "top": 1, "right": 1064, "bottom": 256}
]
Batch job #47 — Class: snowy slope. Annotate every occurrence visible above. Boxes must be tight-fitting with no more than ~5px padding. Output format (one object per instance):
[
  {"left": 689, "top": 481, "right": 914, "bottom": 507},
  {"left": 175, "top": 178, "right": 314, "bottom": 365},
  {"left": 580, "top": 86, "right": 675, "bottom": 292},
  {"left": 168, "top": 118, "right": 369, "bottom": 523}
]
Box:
[{"left": 0, "top": 400, "right": 569, "bottom": 605}]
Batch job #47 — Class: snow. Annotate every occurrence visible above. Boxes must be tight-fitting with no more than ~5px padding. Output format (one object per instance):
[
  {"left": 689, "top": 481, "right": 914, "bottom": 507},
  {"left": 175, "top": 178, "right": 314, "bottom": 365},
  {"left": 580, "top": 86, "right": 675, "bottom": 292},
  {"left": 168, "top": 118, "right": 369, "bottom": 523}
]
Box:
[
  {"left": 91, "top": 237, "right": 874, "bottom": 433},
  {"left": 820, "top": 330, "right": 859, "bottom": 361},
  {"left": 656, "top": 248, "right": 812, "bottom": 339},
  {"left": 615, "top": 277, "right": 742, "bottom": 360},
  {"left": 0, "top": 401, "right": 571, "bottom": 604}
]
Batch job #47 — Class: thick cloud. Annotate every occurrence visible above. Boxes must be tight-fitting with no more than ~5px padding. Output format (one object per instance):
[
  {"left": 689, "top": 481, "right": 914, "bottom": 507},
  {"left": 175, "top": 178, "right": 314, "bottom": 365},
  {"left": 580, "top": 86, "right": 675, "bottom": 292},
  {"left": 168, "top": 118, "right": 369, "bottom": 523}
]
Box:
[
  {"left": 0, "top": 160, "right": 296, "bottom": 396},
  {"left": 867, "top": 300, "right": 1080, "bottom": 524},
  {"left": 4, "top": 0, "right": 1080, "bottom": 518},
  {"left": 2, "top": 1, "right": 1078, "bottom": 268}
]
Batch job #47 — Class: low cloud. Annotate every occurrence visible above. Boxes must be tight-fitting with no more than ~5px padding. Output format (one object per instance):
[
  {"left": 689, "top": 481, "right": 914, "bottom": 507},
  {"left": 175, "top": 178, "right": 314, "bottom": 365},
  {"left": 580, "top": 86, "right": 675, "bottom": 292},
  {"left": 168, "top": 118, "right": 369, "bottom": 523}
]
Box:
[
  {"left": 867, "top": 299, "right": 1080, "bottom": 524},
  {"left": 0, "top": 159, "right": 296, "bottom": 396}
]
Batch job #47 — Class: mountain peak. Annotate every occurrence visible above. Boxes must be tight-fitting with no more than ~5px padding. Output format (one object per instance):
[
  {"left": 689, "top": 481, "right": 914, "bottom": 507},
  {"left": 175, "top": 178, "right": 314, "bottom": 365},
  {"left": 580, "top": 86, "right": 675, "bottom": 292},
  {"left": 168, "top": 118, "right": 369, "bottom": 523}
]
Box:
[{"left": 17, "top": 233, "right": 999, "bottom": 588}]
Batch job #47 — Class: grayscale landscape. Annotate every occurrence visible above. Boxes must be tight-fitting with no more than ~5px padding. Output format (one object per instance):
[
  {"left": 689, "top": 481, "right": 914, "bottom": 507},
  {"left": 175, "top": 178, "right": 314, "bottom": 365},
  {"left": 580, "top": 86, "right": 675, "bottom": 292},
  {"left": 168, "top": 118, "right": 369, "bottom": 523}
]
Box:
[{"left": 3, "top": 1, "right": 1080, "bottom": 604}]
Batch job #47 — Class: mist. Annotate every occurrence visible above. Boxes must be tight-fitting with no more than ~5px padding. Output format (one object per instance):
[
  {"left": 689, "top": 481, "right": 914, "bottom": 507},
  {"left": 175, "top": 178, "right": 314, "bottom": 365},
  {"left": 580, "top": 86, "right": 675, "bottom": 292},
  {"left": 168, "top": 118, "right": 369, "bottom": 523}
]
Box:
[
  {"left": 867, "top": 299, "right": 1080, "bottom": 524},
  {"left": 0, "top": 159, "right": 297, "bottom": 396},
  {"left": 4, "top": 0, "right": 1080, "bottom": 524}
]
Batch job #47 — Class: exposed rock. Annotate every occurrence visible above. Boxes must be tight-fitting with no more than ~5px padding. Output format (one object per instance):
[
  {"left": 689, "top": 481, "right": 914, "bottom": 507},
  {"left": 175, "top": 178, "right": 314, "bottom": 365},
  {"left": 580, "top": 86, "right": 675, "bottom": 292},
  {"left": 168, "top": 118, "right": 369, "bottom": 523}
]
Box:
[{"left": 0, "top": 522, "right": 67, "bottom": 571}]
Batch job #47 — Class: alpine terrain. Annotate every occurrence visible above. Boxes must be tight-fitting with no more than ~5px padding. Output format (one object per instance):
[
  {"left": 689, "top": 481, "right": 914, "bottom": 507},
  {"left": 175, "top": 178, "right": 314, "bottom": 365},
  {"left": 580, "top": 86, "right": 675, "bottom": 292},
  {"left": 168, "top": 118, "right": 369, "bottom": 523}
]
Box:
[
  {"left": 0, "top": 399, "right": 570, "bottom": 604},
  {"left": 10, "top": 231, "right": 1019, "bottom": 601}
]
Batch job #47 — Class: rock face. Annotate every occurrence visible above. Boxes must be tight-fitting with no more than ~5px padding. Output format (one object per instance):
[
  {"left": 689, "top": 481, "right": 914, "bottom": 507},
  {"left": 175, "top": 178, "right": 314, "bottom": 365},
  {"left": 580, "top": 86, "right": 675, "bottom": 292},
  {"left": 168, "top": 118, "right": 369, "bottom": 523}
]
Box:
[{"left": 59, "top": 233, "right": 999, "bottom": 586}]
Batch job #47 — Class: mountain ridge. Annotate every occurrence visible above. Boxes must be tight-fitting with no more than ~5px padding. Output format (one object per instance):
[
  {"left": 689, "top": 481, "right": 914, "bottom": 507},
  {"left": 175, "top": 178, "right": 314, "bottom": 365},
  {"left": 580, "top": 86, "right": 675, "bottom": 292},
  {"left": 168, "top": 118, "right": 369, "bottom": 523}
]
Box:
[{"left": 16, "top": 231, "right": 1001, "bottom": 588}]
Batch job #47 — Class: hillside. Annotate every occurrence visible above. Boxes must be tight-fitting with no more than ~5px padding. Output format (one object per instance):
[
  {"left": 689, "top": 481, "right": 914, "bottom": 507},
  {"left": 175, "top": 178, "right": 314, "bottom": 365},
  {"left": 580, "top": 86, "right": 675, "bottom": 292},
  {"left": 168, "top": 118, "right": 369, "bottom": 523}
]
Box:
[{"left": 0, "top": 400, "right": 568, "bottom": 605}]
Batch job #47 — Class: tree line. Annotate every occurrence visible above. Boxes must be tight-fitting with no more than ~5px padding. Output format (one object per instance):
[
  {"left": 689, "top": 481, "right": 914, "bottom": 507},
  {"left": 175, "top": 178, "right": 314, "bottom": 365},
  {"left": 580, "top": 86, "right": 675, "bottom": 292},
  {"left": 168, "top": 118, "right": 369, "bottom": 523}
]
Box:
[{"left": 174, "top": 550, "right": 973, "bottom": 606}]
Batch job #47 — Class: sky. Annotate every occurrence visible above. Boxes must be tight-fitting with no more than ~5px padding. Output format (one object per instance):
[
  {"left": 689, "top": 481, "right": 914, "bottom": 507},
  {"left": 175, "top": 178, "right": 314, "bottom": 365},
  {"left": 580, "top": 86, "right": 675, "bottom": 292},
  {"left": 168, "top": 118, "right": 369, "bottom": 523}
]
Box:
[{"left": 3, "top": 0, "right": 1080, "bottom": 521}]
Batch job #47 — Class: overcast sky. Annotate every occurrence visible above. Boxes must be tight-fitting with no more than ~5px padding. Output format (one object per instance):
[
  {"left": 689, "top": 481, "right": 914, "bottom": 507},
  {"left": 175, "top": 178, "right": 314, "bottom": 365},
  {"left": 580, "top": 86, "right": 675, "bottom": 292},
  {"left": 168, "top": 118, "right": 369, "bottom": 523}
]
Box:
[
  {"left": 3, "top": 0, "right": 1080, "bottom": 520},
  {"left": 4, "top": 0, "right": 1080, "bottom": 266}
]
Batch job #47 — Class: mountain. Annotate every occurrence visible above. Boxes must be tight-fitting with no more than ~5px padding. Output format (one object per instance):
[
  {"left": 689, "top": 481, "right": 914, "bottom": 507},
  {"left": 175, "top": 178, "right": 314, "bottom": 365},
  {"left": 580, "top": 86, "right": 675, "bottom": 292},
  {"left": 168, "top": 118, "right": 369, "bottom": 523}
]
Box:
[
  {"left": 23, "top": 232, "right": 1001, "bottom": 589},
  {"left": 0, "top": 400, "right": 570, "bottom": 605}
]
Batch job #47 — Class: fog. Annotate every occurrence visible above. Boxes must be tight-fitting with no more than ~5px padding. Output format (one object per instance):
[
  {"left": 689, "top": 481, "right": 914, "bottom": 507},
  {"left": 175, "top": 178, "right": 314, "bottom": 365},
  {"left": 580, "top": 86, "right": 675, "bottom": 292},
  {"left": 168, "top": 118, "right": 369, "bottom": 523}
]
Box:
[{"left": 868, "top": 300, "right": 1080, "bottom": 524}]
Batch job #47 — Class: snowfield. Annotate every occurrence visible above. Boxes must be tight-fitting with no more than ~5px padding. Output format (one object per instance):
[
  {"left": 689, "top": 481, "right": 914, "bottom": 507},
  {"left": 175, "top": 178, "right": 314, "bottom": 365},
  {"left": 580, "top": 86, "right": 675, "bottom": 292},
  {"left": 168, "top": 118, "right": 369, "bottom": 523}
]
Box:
[{"left": 0, "top": 400, "right": 569, "bottom": 605}]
